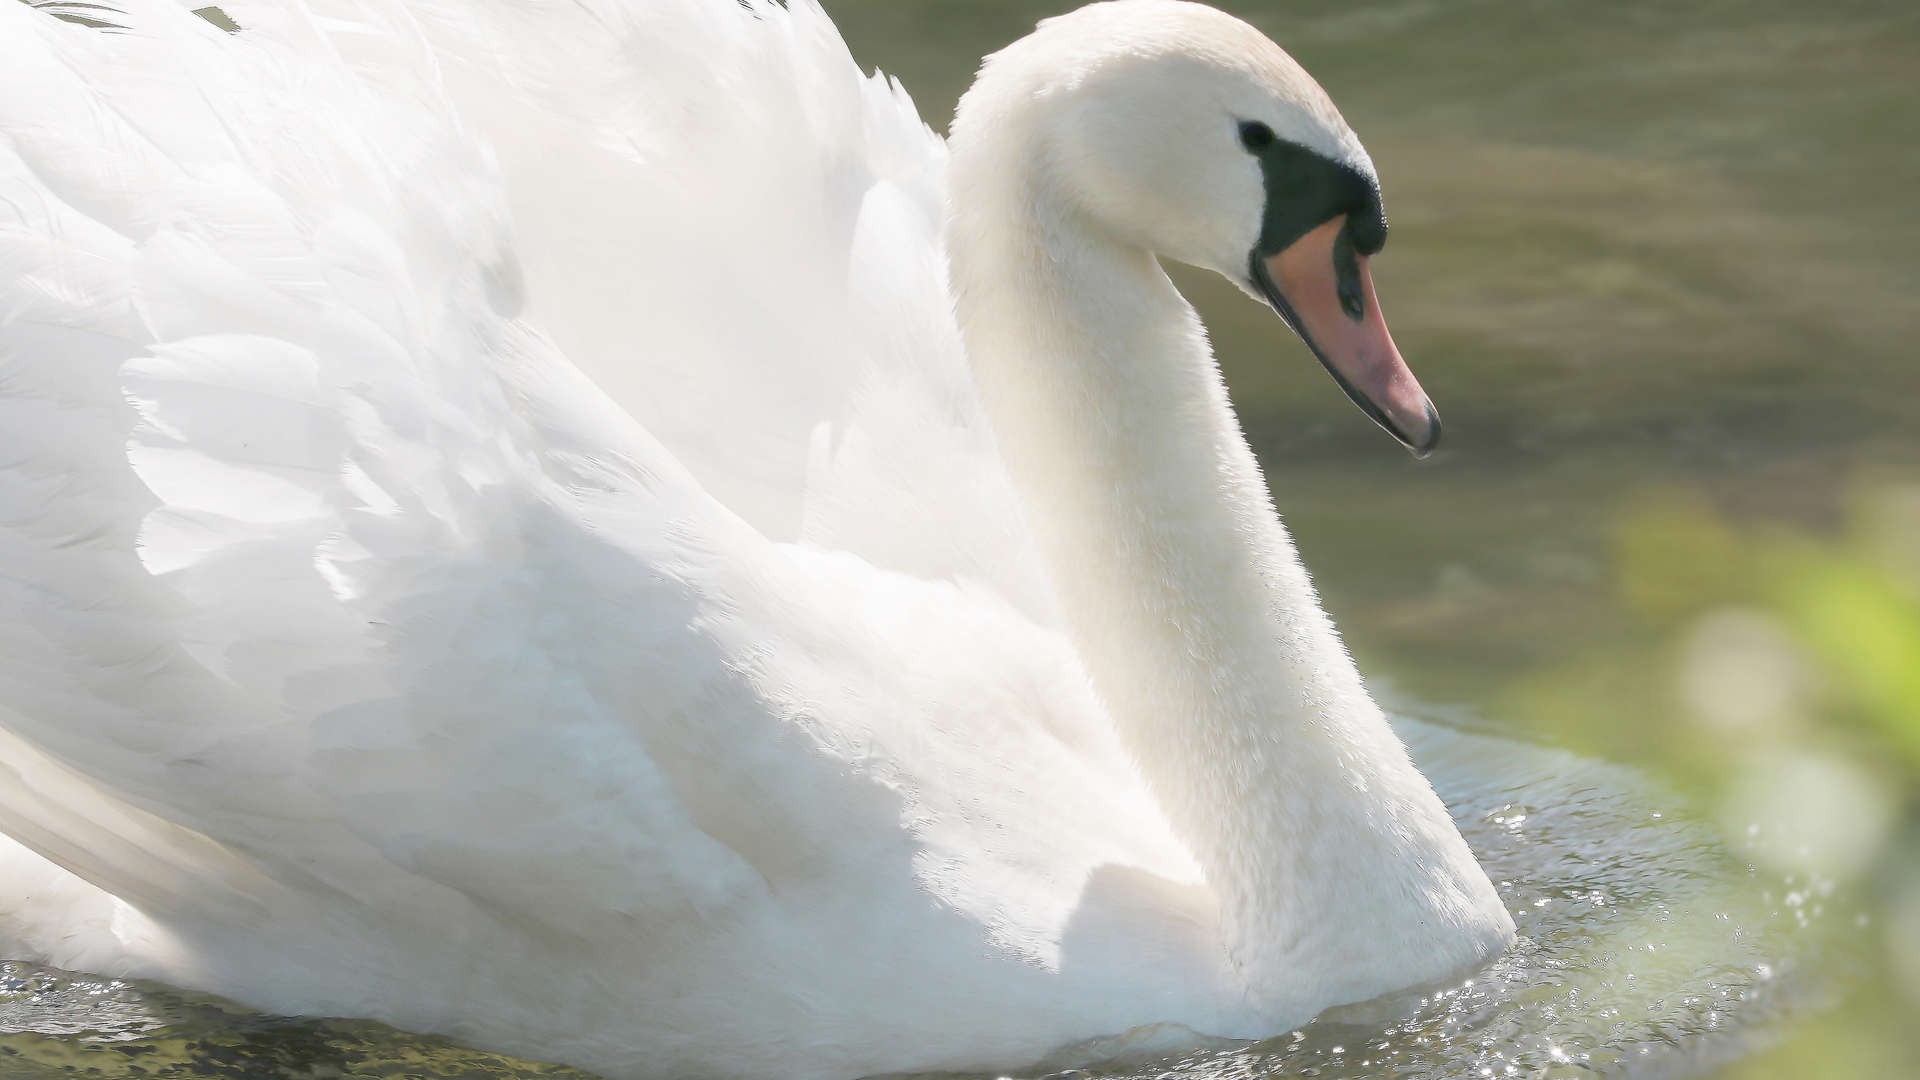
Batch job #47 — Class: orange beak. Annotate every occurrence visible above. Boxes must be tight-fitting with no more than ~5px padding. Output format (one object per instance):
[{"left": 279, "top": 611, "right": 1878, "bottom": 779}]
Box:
[{"left": 1251, "top": 216, "right": 1439, "bottom": 456}]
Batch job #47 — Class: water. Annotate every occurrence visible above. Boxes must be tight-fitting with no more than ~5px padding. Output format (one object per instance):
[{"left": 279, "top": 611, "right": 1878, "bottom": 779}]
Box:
[
  {"left": 5, "top": 0, "right": 1912, "bottom": 1076},
  {"left": 0, "top": 965, "right": 599, "bottom": 1078},
  {"left": 0, "top": 715, "right": 1842, "bottom": 1078}
]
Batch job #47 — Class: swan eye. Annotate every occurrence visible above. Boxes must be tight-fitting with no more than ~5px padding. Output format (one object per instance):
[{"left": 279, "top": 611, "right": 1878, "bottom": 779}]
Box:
[{"left": 1238, "top": 120, "right": 1275, "bottom": 152}]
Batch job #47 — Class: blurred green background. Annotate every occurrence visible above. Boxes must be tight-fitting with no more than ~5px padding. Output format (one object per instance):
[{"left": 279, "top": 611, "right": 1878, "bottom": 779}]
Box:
[{"left": 829, "top": 1, "right": 1920, "bottom": 1076}]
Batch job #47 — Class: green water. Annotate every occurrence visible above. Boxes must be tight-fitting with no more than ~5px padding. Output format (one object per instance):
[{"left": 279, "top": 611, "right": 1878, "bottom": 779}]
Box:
[{"left": 6, "top": 1, "right": 1917, "bottom": 1077}]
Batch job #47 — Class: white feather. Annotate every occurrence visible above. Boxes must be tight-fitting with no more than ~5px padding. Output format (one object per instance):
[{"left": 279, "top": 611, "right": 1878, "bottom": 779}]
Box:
[{"left": 0, "top": 3, "right": 1510, "bottom": 1078}]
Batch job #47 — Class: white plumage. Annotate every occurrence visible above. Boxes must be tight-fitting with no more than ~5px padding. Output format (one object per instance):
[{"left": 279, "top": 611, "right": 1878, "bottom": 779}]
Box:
[{"left": 0, "top": 2, "right": 1512, "bottom": 1078}]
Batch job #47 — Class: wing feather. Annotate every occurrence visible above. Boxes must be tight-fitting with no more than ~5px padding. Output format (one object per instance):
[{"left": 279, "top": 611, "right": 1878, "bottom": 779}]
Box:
[
  {"left": 1, "top": 0, "right": 775, "bottom": 940},
  {"left": 0, "top": 10, "right": 1198, "bottom": 1064}
]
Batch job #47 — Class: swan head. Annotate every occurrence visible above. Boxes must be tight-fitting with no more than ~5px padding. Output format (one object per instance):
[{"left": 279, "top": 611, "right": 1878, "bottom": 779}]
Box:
[{"left": 952, "top": 0, "right": 1438, "bottom": 455}]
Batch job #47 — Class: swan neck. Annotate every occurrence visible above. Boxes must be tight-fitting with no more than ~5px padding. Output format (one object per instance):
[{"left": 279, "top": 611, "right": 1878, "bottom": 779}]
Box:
[{"left": 947, "top": 173, "right": 1511, "bottom": 1000}]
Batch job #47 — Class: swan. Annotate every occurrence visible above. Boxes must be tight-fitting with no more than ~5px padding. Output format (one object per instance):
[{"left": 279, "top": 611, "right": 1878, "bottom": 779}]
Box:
[{"left": 0, "top": 1, "right": 1515, "bottom": 1077}]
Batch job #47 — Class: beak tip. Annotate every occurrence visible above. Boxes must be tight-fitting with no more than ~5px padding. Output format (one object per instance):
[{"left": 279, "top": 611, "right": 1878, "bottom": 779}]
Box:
[{"left": 1406, "top": 399, "right": 1442, "bottom": 459}]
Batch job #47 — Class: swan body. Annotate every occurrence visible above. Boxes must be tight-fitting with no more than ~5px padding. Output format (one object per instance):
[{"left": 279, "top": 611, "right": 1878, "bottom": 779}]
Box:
[{"left": 0, "top": 2, "right": 1513, "bottom": 1078}]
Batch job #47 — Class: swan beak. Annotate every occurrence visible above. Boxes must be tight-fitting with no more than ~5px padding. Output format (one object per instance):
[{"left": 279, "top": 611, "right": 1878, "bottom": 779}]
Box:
[{"left": 1252, "top": 217, "right": 1440, "bottom": 457}]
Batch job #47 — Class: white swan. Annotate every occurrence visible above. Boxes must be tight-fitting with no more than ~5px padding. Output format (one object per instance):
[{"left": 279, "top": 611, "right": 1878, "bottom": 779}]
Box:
[{"left": 0, "top": 1, "right": 1514, "bottom": 1077}]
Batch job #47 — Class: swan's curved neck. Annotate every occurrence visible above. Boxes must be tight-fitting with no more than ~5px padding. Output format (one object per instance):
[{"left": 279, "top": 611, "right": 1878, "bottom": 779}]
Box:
[{"left": 948, "top": 163, "right": 1510, "bottom": 1005}]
